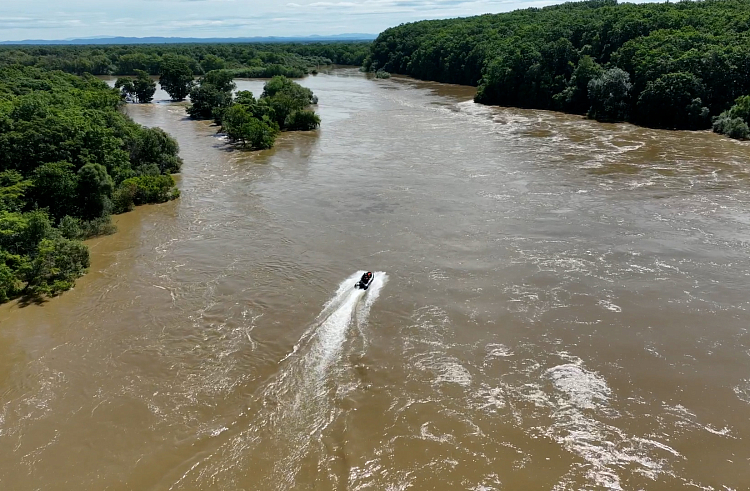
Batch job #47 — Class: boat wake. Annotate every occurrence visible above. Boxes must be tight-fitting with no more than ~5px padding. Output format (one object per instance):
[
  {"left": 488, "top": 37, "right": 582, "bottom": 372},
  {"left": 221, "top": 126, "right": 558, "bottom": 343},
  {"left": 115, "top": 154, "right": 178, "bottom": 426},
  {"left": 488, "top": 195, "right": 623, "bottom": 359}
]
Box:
[{"left": 172, "top": 271, "right": 388, "bottom": 490}]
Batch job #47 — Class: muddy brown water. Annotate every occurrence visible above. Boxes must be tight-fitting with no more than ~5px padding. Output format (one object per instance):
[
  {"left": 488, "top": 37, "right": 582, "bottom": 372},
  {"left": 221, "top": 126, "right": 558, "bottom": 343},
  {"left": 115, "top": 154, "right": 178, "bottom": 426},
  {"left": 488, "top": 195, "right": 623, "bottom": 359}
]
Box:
[{"left": 2, "top": 68, "right": 750, "bottom": 490}]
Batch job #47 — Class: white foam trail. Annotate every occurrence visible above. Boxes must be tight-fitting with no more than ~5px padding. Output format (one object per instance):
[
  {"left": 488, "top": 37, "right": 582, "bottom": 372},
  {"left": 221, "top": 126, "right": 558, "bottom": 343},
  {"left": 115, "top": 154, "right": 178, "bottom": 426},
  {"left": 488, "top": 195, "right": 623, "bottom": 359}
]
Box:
[{"left": 174, "top": 271, "right": 387, "bottom": 490}]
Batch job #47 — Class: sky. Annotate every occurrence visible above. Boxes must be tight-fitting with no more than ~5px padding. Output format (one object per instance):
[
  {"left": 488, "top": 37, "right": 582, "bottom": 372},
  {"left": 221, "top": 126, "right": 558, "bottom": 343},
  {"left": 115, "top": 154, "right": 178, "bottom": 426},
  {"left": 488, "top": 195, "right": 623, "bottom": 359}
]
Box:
[{"left": 1, "top": 0, "right": 662, "bottom": 41}]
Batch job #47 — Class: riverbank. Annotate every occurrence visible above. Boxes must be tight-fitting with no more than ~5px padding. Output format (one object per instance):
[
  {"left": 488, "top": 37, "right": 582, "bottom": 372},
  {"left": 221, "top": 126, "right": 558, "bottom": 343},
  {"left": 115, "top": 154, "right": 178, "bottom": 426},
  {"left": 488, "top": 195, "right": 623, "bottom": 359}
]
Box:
[{"left": 365, "top": 0, "right": 750, "bottom": 132}]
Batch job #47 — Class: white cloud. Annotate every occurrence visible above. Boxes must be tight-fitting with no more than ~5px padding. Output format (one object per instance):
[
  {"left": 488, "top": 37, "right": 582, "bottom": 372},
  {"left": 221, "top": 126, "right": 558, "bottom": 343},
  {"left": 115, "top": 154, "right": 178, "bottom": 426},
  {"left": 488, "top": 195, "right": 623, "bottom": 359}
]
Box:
[{"left": 0, "top": 0, "right": 654, "bottom": 41}]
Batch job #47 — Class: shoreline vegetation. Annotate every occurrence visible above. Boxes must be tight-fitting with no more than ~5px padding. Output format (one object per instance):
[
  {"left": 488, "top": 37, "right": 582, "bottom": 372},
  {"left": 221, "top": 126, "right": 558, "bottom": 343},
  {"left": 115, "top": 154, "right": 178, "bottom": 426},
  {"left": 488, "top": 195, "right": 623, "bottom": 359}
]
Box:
[
  {"left": 363, "top": 0, "right": 750, "bottom": 140},
  {"left": 0, "top": 66, "right": 182, "bottom": 303},
  {"left": 0, "top": 42, "right": 370, "bottom": 78}
]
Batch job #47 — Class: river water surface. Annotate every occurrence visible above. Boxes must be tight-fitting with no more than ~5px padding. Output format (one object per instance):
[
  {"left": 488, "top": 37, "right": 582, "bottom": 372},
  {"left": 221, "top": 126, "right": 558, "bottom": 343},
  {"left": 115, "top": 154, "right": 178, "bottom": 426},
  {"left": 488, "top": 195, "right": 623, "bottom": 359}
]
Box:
[{"left": 2, "top": 68, "right": 750, "bottom": 490}]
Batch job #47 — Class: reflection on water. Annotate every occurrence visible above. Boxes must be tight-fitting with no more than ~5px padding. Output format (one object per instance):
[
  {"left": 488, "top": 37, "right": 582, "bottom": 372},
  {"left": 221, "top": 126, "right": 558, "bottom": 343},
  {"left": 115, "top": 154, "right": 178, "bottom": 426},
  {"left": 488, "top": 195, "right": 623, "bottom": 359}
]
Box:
[{"left": 1, "top": 68, "right": 750, "bottom": 490}]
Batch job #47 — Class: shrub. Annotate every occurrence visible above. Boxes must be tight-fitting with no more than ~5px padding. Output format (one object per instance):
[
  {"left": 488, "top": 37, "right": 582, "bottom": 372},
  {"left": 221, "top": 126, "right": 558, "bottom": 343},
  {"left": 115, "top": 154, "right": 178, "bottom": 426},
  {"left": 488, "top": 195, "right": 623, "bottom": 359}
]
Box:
[
  {"left": 284, "top": 110, "right": 321, "bottom": 131},
  {"left": 25, "top": 237, "right": 90, "bottom": 296},
  {"left": 713, "top": 112, "right": 750, "bottom": 139},
  {"left": 120, "top": 175, "right": 179, "bottom": 205}
]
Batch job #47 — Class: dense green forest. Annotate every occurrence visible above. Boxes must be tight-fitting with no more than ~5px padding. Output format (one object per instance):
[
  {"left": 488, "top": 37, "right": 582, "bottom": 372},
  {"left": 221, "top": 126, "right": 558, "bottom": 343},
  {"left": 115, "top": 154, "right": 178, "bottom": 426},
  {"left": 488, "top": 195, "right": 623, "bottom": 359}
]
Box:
[
  {"left": 0, "top": 66, "right": 181, "bottom": 302},
  {"left": 365, "top": 0, "right": 750, "bottom": 135},
  {"left": 0, "top": 42, "right": 370, "bottom": 77}
]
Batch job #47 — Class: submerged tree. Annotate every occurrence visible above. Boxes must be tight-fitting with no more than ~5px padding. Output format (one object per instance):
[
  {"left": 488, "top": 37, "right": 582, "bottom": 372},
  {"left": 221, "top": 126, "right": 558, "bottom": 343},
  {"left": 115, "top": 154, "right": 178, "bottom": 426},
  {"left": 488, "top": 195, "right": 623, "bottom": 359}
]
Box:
[
  {"left": 115, "top": 69, "right": 156, "bottom": 103},
  {"left": 159, "top": 56, "right": 195, "bottom": 101},
  {"left": 187, "top": 70, "right": 236, "bottom": 121}
]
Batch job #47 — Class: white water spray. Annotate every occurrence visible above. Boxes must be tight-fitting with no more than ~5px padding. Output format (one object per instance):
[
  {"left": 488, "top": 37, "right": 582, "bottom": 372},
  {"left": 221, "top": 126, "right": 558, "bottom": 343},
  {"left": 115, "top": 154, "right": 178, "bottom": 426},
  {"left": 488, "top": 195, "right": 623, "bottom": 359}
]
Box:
[{"left": 179, "top": 272, "right": 388, "bottom": 490}]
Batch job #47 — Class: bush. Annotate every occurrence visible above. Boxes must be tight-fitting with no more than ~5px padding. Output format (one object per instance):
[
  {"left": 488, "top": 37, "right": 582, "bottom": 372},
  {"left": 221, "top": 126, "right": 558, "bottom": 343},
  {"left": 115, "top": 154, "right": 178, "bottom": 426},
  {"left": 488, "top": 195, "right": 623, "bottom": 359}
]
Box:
[
  {"left": 120, "top": 175, "right": 179, "bottom": 205},
  {"left": 25, "top": 237, "right": 90, "bottom": 296},
  {"left": 112, "top": 181, "right": 138, "bottom": 214},
  {"left": 79, "top": 216, "right": 117, "bottom": 239},
  {"left": 375, "top": 69, "right": 391, "bottom": 79},
  {"left": 284, "top": 110, "right": 321, "bottom": 131},
  {"left": 713, "top": 112, "right": 750, "bottom": 140},
  {"left": 0, "top": 262, "right": 21, "bottom": 302},
  {"left": 59, "top": 215, "right": 83, "bottom": 240}
]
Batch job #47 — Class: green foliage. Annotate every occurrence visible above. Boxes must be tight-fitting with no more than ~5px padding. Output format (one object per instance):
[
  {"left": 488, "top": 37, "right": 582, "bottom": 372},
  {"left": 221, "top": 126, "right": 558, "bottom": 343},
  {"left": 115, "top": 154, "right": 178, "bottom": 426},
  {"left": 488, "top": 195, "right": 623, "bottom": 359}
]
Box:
[
  {"left": 367, "top": 0, "right": 750, "bottom": 129},
  {"left": 159, "top": 55, "right": 194, "bottom": 101},
  {"left": 0, "top": 65, "right": 183, "bottom": 302},
  {"left": 727, "top": 95, "right": 750, "bottom": 122},
  {"left": 587, "top": 68, "right": 632, "bottom": 122},
  {"left": 713, "top": 95, "right": 750, "bottom": 139},
  {"left": 119, "top": 175, "right": 179, "bottom": 206},
  {"left": 30, "top": 162, "right": 77, "bottom": 220},
  {"left": 200, "top": 54, "right": 226, "bottom": 73},
  {"left": 375, "top": 69, "right": 391, "bottom": 79},
  {"left": 0, "top": 42, "right": 370, "bottom": 77},
  {"left": 127, "top": 126, "right": 183, "bottom": 175},
  {"left": 114, "top": 69, "right": 156, "bottom": 103},
  {"left": 284, "top": 110, "right": 321, "bottom": 131},
  {"left": 26, "top": 237, "right": 90, "bottom": 296},
  {"left": 222, "top": 104, "right": 279, "bottom": 150},
  {"left": 218, "top": 77, "right": 319, "bottom": 150},
  {"left": 553, "top": 55, "right": 603, "bottom": 113},
  {"left": 260, "top": 76, "right": 316, "bottom": 128},
  {"left": 187, "top": 70, "right": 236, "bottom": 120},
  {"left": 76, "top": 163, "right": 114, "bottom": 220},
  {"left": 636, "top": 72, "right": 709, "bottom": 129},
  {"left": 0, "top": 261, "right": 21, "bottom": 302},
  {"left": 0, "top": 170, "right": 32, "bottom": 213},
  {"left": 228, "top": 65, "right": 307, "bottom": 79}
]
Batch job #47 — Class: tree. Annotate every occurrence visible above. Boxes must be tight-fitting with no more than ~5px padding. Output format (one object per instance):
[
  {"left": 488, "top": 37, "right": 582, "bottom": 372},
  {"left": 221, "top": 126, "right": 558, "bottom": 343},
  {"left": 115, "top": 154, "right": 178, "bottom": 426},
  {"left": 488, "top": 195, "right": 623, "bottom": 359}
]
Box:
[
  {"left": 30, "top": 161, "right": 78, "bottom": 221},
  {"left": 261, "top": 75, "right": 314, "bottom": 106},
  {"left": 554, "top": 55, "right": 603, "bottom": 113},
  {"left": 114, "top": 77, "right": 136, "bottom": 101},
  {"left": 25, "top": 237, "right": 89, "bottom": 296},
  {"left": 636, "top": 72, "right": 709, "bottom": 129},
  {"left": 222, "top": 104, "right": 279, "bottom": 149},
  {"left": 76, "top": 163, "right": 113, "bottom": 220},
  {"left": 114, "top": 70, "right": 155, "bottom": 103},
  {"left": 128, "top": 127, "right": 182, "bottom": 175},
  {"left": 187, "top": 70, "right": 236, "bottom": 120},
  {"left": 0, "top": 170, "right": 32, "bottom": 213},
  {"left": 132, "top": 69, "right": 156, "bottom": 103},
  {"left": 588, "top": 68, "right": 633, "bottom": 122},
  {"left": 200, "top": 54, "right": 226, "bottom": 73},
  {"left": 713, "top": 95, "right": 750, "bottom": 139},
  {"left": 159, "top": 56, "right": 195, "bottom": 101}
]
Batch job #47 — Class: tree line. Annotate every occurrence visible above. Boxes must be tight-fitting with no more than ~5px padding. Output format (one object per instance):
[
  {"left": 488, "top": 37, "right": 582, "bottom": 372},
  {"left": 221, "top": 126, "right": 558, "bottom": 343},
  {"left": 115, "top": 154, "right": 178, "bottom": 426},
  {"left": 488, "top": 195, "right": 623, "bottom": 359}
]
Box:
[
  {"left": 364, "top": 0, "right": 750, "bottom": 137},
  {"left": 0, "top": 66, "right": 182, "bottom": 301},
  {"left": 0, "top": 42, "right": 371, "bottom": 78}
]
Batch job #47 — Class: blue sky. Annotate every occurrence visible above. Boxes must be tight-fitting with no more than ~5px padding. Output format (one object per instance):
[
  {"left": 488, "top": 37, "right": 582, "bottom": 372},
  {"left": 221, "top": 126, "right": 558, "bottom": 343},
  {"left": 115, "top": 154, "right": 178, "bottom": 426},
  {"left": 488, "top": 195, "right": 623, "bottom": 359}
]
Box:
[{"left": 2, "top": 0, "right": 660, "bottom": 41}]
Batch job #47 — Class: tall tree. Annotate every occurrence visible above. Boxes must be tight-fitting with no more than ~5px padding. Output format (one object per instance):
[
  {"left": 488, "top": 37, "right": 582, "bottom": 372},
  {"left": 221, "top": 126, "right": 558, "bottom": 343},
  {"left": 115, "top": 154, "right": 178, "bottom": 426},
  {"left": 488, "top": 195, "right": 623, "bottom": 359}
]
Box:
[{"left": 159, "top": 56, "right": 195, "bottom": 101}]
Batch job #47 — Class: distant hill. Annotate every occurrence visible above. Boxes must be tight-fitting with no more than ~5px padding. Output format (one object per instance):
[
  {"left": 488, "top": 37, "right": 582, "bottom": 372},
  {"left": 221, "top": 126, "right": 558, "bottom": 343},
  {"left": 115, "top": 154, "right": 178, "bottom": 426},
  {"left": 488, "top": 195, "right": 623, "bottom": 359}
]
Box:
[{"left": 0, "top": 34, "right": 376, "bottom": 45}]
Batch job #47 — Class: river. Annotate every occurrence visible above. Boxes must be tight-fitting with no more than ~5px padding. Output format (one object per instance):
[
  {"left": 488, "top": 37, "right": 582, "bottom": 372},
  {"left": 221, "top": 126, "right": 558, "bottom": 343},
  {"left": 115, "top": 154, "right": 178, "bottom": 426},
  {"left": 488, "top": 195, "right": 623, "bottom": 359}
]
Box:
[{"left": 1, "top": 68, "right": 750, "bottom": 490}]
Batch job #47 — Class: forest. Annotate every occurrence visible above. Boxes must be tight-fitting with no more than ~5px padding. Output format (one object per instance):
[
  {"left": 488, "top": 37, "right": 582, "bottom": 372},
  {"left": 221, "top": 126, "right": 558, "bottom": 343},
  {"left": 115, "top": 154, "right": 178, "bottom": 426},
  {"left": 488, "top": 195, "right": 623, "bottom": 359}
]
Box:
[
  {"left": 0, "top": 42, "right": 370, "bottom": 78},
  {"left": 0, "top": 66, "right": 181, "bottom": 302},
  {"left": 364, "top": 0, "right": 750, "bottom": 136}
]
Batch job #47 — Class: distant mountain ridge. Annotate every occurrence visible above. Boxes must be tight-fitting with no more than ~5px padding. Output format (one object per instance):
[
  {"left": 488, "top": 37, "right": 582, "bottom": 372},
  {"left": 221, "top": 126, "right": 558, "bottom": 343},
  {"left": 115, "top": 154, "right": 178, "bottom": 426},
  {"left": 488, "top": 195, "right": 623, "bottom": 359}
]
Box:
[{"left": 0, "top": 34, "right": 376, "bottom": 45}]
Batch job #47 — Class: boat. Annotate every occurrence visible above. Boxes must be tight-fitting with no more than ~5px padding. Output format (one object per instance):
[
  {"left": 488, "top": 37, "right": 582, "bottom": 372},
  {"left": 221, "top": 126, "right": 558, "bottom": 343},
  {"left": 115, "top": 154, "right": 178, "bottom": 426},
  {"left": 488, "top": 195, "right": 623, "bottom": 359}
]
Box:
[{"left": 355, "top": 272, "right": 374, "bottom": 290}]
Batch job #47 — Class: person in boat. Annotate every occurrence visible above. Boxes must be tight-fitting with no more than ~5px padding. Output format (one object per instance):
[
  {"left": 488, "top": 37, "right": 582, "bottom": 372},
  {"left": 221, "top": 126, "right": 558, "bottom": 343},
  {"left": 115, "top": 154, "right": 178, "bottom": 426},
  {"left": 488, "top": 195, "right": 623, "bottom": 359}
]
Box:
[{"left": 358, "top": 272, "right": 373, "bottom": 288}]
